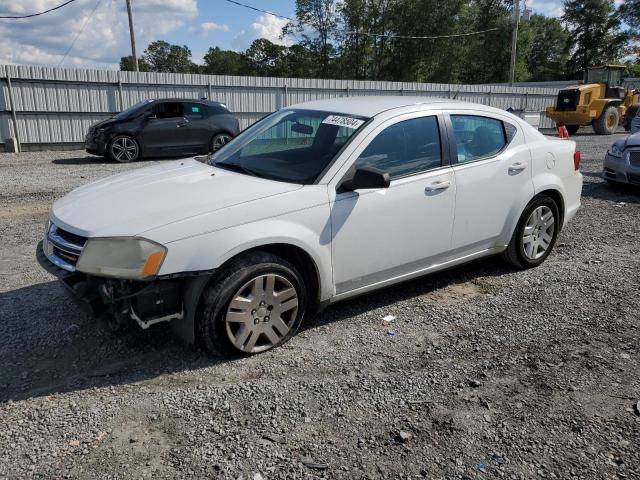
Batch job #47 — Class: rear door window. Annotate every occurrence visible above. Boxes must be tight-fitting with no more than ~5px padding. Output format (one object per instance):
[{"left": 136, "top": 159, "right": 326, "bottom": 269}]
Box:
[
  {"left": 184, "top": 102, "right": 205, "bottom": 120},
  {"left": 152, "top": 102, "right": 184, "bottom": 119},
  {"left": 450, "top": 115, "right": 507, "bottom": 163}
]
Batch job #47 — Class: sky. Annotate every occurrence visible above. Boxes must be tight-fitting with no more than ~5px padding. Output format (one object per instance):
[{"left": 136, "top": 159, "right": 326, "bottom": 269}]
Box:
[{"left": 0, "top": 0, "right": 571, "bottom": 69}]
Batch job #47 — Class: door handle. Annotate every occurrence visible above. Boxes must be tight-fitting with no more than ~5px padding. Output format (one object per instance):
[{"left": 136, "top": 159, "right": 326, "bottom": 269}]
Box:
[
  {"left": 177, "top": 118, "right": 190, "bottom": 127},
  {"left": 508, "top": 162, "right": 527, "bottom": 173},
  {"left": 425, "top": 180, "right": 451, "bottom": 192}
]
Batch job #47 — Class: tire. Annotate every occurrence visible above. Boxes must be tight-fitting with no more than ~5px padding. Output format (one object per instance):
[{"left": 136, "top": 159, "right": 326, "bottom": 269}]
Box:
[
  {"left": 209, "top": 132, "right": 232, "bottom": 153},
  {"left": 624, "top": 105, "right": 639, "bottom": 131},
  {"left": 501, "top": 195, "right": 560, "bottom": 269},
  {"left": 565, "top": 124, "right": 580, "bottom": 135},
  {"left": 108, "top": 135, "right": 140, "bottom": 163},
  {"left": 197, "top": 251, "right": 307, "bottom": 356},
  {"left": 593, "top": 106, "right": 620, "bottom": 135}
]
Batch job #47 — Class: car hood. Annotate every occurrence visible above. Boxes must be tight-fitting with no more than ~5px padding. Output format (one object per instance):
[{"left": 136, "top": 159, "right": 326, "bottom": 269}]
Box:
[
  {"left": 51, "top": 159, "right": 302, "bottom": 237},
  {"left": 612, "top": 132, "right": 640, "bottom": 151}
]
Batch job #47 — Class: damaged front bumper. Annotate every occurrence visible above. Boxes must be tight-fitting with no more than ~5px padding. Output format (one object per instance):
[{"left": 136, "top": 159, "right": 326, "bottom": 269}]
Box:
[{"left": 37, "top": 241, "right": 211, "bottom": 343}]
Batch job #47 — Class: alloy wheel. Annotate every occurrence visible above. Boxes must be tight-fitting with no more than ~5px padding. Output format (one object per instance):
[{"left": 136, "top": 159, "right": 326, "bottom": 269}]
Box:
[
  {"left": 212, "top": 134, "right": 231, "bottom": 151},
  {"left": 111, "top": 137, "right": 138, "bottom": 162},
  {"left": 225, "top": 274, "right": 299, "bottom": 353},
  {"left": 522, "top": 206, "right": 555, "bottom": 260}
]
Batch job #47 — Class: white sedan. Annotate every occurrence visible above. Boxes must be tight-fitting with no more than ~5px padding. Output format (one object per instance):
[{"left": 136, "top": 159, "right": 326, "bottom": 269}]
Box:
[{"left": 38, "top": 97, "right": 583, "bottom": 355}]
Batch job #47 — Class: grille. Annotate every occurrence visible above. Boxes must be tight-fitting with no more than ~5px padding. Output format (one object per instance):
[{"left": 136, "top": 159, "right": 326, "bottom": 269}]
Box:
[
  {"left": 629, "top": 151, "right": 640, "bottom": 169},
  {"left": 556, "top": 89, "right": 580, "bottom": 112},
  {"left": 44, "top": 222, "right": 87, "bottom": 272}
]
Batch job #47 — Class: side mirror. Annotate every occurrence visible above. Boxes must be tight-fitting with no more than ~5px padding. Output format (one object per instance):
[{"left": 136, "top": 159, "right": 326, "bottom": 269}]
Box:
[{"left": 342, "top": 167, "right": 390, "bottom": 191}]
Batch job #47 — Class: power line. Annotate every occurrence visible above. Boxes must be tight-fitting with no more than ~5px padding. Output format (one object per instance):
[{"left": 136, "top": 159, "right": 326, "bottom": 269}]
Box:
[
  {"left": 220, "top": 0, "right": 498, "bottom": 40},
  {"left": 222, "top": 0, "right": 293, "bottom": 22},
  {"left": 0, "top": 0, "right": 79, "bottom": 19},
  {"left": 58, "top": 0, "right": 103, "bottom": 66}
]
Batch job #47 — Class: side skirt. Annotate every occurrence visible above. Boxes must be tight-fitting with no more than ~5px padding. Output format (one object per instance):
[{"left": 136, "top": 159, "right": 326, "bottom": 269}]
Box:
[{"left": 329, "top": 246, "right": 505, "bottom": 304}]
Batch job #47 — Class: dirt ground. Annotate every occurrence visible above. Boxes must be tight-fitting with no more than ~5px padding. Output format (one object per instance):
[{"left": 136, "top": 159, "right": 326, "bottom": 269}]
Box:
[{"left": 0, "top": 131, "right": 639, "bottom": 479}]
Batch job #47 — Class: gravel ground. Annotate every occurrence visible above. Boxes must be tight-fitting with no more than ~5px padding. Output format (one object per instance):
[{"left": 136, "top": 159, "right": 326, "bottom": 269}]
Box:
[{"left": 0, "top": 133, "right": 639, "bottom": 479}]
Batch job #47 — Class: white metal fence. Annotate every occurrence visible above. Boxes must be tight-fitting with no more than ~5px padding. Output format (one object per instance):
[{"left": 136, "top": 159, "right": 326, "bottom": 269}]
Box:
[{"left": 0, "top": 64, "right": 561, "bottom": 152}]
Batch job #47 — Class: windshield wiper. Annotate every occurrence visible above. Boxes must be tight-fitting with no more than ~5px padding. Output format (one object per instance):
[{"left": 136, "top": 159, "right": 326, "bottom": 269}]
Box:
[{"left": 213, "top": 161, "right": 262, "bottom": 178}]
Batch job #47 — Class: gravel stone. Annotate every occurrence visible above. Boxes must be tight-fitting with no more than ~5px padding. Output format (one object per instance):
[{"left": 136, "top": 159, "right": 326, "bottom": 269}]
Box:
[{"left": 1, "top": 135, "right": 639, "bottom": 478}]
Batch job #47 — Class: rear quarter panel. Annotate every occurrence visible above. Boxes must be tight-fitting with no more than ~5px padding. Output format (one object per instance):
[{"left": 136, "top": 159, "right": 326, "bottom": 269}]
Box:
[{"left": 528, "top": 135, "right": 582, "bottom": 226}]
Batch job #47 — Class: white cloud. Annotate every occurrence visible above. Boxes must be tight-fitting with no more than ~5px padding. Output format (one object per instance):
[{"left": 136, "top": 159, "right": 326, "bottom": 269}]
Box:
[
  {"left": 232, "top": 14, "right": 293, "bottom": 51},
  {"left": 527, "top": 0, "right": 564, "bottom": 18},
  {"left": 0, "top": 0, "right": 198, "bottom": 68},
  {"left": 188, "top": 21, "right": 229, "bottom": 36}
]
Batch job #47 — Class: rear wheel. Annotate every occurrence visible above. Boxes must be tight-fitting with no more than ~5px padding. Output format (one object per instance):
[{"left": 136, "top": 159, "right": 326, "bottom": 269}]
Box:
[
  {"left": 593, "top": 106, "right": 619, "bottom": 135},
  {"left": 108, "top": 135, "right": 140, "bottom": 162},
  {"left": 197, "top": 251, "right": 307, "bottom": 356},
  {"left": 565, "top": 124, "right": 580, "bottom": 135},
  {"left": 209, "top": 133, "right": 232, "bottom": 153},
  {"left": 501, "top": 195, "right": 560, "bottom": 269}
]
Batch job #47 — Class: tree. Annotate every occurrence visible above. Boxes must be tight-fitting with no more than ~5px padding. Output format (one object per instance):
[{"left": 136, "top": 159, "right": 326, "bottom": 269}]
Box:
[
  {"left": 285, "top": 0, "right": 342, "bottom": 77},
  {"left": 119, "top": 55, "right": 151, "bottom": 72},
  {"left": 285, "top": 44, "right": 318, "bottom": 78},
  {"left": 245, "top": 39, "right": 289, "bottom": 77},
  {"left": 619, "top": 0, "right": 640, "bottom": 32},
  {"left": 562, "top": 0, "right": 628, "bottom": 77},
  {"left": 202, "top": 47, "right": 250, "bottom": 75},
  {"left": 519, "top": 15, "right": 571, "bottom": 81},
  {"left": 142, "top": 40, "right": 197, "bottom": 73}
]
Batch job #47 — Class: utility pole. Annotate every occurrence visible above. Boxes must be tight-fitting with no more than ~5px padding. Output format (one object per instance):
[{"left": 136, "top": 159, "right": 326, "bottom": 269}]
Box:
[
  {"left": 508, "top": 0, "right": 520, "bottom": 85},
  {"left": 126, "top": 0, "right": 139, "bottom": 72}
]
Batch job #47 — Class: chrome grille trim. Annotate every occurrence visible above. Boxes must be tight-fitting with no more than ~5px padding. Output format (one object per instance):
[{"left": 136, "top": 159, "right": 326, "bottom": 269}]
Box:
[{"left": 43, "top": 222, "right": 87, "bottom": 272}]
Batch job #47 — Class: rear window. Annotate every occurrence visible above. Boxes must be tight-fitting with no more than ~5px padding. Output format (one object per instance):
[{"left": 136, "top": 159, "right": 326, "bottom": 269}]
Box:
[{"left": 450, "top": 115, "right": 507, "bottom": 164}]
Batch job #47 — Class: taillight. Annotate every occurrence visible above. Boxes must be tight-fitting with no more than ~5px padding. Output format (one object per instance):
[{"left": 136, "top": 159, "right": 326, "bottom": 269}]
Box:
[{"left": 573, "top": 150, "right": 581, "bottom": 170}]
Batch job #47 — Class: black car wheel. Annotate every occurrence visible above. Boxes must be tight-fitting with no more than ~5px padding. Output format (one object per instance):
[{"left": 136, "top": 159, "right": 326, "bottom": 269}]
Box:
[
  {"left": 109, "top": 135, "right": 140, "bottom": 163},
  {"left": 210, "top": 133, "right": 232, "bottom": 153}
]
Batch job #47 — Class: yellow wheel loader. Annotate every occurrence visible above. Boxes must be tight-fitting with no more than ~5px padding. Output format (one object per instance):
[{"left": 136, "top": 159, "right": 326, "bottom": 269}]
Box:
[{"left": 545, "top": 65, "right": 640, "bottom": 135}]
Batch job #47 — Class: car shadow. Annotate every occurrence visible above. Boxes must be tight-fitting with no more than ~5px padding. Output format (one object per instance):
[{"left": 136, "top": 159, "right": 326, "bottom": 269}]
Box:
[
  {"left": 580, "top": 173, "right": 640, "bottom": 204},
  {"left": 52, "top": 156, "right": 113, "bottom": 165},
  {"left": 0, "top": 257, "right": 512, "bottom": 403}
]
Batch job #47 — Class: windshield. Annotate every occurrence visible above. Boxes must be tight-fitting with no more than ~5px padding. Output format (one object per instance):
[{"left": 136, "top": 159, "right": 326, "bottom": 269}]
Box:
[
  {"left": 113, "top": 99, "right": 154, "bottom": 120},
  {"left": 586, "top": 68, "right": 623, "bottom": 85},
  {"left": 208, "top": 109, "right": 368, "bottom": 184}
]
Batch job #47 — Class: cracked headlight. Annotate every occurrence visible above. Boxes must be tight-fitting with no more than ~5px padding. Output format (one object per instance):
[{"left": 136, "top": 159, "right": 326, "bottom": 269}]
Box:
[
  {"left": 608, "top": 144, "right": 624, "bottom": 158},
  {"left": 76, "top": 237, "right": 167, "bottom": 280}
]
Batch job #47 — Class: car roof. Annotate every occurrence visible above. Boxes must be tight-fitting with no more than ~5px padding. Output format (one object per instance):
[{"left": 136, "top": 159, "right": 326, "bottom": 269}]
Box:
[
  {"left": 151, "top": 98, "right": 224, "bottom": 106},
  {"left": 285, "top": 96, "right": 508, "bottom": 118}
]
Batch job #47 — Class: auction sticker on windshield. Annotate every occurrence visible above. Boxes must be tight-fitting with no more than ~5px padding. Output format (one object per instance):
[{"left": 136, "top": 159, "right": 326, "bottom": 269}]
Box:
[{"left": 322, "top": 115, "right": 365, "bottom": 129}]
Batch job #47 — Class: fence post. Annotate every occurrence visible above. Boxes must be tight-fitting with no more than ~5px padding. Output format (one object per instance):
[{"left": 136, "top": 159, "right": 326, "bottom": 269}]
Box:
[
  {"left": 208, "top": 80, "right": 212, "bottom": 100},
  {"left": 345, "top": 86, "right": 350, "bottom": 97},
  {"left": 283, "top": 84, "right": 288, "bottom": 107},
  {"left": 5, "top": 75, "right": 21, "bottom": 152},
  {"left": 117, "top": 71, "right": 124, "bottom": 112},
  {"left": 487, "top": 90, "right": 492, "bottom": 107}
]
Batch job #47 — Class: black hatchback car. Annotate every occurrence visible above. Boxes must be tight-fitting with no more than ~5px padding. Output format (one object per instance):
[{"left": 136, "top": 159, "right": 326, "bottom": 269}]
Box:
[{"left": 85, "top": 98, "right": 240, "bottom": 162}]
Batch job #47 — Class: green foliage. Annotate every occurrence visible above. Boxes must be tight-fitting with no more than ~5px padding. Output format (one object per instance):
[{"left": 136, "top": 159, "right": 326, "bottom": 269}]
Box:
[
  {"left": 119, "top": 0, "right": 635, "bottom": 84},
  {"left": 518, "top": 14, "right": 570, "bottom": 81},
  {"left": 562, "top": 0, "right": 628, "bottom": 76},
  {"left": 202, "top": 47, "right": 249, "bottom": 75},
  {"left": 141, "top": 40, "right": 197, "bottom": 73},
  {"left": 119, "top": 55, "right": 151, "bottom": 72}
]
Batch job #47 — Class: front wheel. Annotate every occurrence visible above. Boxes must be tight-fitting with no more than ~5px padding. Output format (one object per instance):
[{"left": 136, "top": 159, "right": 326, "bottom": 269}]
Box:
[
  {"left": 108, "top": 135, "right": 140, "bottom": 163},
  {"left": 197, "top": 252, "right": 307, "bottom": 356},
  {"left": 501, "top": 195, "right": 560, "bottom": 269},
  {"left": 593, "top": 106, "right": 620, "bottom": 135}
]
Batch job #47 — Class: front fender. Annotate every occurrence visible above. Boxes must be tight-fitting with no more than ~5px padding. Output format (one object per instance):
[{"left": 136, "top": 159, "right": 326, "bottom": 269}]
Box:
[{"left": 159, "top": 206, "right": 334, "bottom": 301}]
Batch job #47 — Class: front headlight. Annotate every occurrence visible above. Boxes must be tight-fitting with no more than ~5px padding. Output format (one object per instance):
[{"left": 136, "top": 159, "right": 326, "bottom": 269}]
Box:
[
  {"left": 608, "top": 144, "right": 624, "bottom": 158},
  {"left": 76, "top": 237, "right": 167, "bottom": 280}
]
